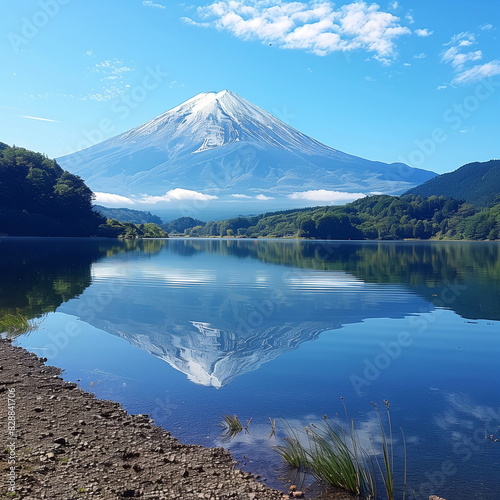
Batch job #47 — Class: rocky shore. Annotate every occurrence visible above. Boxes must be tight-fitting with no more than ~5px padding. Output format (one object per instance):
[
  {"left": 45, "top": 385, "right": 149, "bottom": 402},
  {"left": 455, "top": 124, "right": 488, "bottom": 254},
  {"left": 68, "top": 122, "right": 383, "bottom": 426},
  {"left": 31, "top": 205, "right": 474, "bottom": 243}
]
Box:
[{"left": 0, "top": 339, "right": 291, "bottom": 500}]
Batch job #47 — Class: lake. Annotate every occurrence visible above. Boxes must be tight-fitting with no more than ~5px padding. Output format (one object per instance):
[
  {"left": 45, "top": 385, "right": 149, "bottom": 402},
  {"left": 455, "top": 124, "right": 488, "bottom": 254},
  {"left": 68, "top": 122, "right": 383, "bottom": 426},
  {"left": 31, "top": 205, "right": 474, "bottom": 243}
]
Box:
[{"left": 1, "top": 237, "right": 499, "bottom": 499}]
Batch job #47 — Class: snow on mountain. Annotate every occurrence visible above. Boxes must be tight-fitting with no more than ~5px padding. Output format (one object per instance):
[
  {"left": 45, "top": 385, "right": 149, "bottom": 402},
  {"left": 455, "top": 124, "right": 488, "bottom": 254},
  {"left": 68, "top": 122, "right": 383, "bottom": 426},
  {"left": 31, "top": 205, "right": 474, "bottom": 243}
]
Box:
[{"left": 57, "top": 90, "right": 436, "bottom": 199}]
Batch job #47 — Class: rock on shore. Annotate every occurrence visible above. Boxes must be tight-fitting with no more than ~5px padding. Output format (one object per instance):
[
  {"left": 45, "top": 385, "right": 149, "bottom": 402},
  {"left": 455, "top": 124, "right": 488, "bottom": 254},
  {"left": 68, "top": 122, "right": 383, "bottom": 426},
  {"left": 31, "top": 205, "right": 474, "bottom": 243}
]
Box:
[{"left": 0, "top": 339, "right": 287, "bottom": 499}]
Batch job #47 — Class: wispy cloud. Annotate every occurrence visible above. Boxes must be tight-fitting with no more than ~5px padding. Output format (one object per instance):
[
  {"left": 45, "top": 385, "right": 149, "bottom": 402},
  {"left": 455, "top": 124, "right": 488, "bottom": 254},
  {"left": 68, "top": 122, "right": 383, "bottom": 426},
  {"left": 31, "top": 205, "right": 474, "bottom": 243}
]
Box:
[
  {"left": 288, "top": 189, "right": 366, "bottom": 202},
  {"left": 184, "top": 0, "right": 415, "bottom": 64},
  {"left": 84, "top": 58, "right": 134, "bottom": 101},
  {"left": 441, "top": 31, "right": 500, "bottom": 85},
  {"left": 414, "top": 28, "right": 433, "bottom": 37},
  {"left": 231, "top": 194, "right": 252, "bottom": 198},
  {"left": 142, "top": 0, "right": 166, "bottom": 8},
  {"left": 479, "top": 23, "right": 494, "bottom": 31},
  {"left": 255, "top": 194, "right": 274, "bottom": 200},
  {"left": 452, "top": 60, "right": 500, "bottom": 85},
  {"left": 20, "top": 115, "right": 59, "bottom": 122}
]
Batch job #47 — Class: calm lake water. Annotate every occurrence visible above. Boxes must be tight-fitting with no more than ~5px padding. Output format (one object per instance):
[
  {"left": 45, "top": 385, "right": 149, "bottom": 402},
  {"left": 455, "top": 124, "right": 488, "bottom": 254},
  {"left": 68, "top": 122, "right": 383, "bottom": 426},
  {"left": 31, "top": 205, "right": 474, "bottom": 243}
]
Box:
[{"left": 2, "top": 237, "right": 499, "bottom": 499}]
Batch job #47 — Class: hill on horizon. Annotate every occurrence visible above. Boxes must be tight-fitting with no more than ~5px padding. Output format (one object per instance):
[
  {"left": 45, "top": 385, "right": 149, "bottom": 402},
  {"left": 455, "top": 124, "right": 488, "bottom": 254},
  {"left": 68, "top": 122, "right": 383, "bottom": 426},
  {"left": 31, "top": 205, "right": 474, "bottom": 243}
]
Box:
[
  {"left": 93, "top": 205, "right": 163, "bottom": 225},
  {"left": 405, "top": 159, "right": 500, "bottom": 207}
]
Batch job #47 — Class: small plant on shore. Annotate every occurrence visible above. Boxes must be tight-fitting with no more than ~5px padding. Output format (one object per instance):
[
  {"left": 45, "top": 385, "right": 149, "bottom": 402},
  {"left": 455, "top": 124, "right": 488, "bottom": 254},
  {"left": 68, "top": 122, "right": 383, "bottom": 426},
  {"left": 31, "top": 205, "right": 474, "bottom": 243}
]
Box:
[
  {"left": 269, "top": 417, "right": 277, "bottom": 438},
  {"left": 275, "top": 399, "right": 406, "bottom": 500},
  {"left": 0, "top": 313, "right": 39, "bottom": 337},
  {"left": 276, "top": 417, "right": 374, "bottom": 497},
  {"left": 220, "top": 414, "right": 244, "bottom": 439},
  {"left": 275, "top": 421, "right": 308, "bottom": 469},
  {"left": 370, "top": 400, "right": 407, "bottom": 500}
]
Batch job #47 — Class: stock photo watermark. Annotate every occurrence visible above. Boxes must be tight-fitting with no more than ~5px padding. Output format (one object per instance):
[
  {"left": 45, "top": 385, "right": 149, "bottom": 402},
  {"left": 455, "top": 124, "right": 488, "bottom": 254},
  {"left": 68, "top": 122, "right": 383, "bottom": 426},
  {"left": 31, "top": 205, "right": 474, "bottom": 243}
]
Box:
[
  {"left": 6, "top": 387, "right": 17, "bottom": 493},
  {"left": 396, "top": 77, "right": 499, "bottom": 170},
  {"left": 7, "top": 0, "right": 71, "bottom": 52},
  {"left": 349, "top": 278, "right": 467, "bottom": 396},
  {"left": 411, "top": 409, "right": 500, "bottom": 498},
  {"left": 63, "top": 65, "right": 168, "bottom": 163},
  {"left": 42, "top": 274, "right": 125, "bottom": 358}
]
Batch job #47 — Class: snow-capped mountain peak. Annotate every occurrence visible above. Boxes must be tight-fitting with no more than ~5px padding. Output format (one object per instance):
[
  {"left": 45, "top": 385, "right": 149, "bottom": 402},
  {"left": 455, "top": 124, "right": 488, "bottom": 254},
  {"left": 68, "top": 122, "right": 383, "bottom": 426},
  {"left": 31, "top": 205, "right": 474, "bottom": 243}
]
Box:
[
  {"left": 57, "top": 90, "right": 437, "bottom": 198},
  {"left": 118, "top": 89, "right": 327, "bottom": 156}
]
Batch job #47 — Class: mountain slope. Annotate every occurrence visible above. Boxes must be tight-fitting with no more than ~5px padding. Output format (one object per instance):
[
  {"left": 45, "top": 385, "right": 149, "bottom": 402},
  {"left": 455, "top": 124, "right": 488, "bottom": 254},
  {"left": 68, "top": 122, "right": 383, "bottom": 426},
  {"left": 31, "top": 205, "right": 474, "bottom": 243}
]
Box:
[
  {"left": 405, "top": 159, "right": 500, "bottom": 207},
  {"left": 93, "top": 205, "right": 163, "bottom": 224},
  {"left": 58, "top": 90, "right": 436, "bottom": 198}
]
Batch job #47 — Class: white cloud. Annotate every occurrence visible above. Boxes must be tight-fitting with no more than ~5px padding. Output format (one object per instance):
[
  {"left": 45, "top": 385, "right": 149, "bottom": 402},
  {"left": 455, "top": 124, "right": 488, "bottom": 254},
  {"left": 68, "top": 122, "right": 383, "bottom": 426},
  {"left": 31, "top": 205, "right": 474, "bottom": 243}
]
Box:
[
  {"left": 442, "top": 31, "right": 500, "bottom": 85},
  {"left": 20, "top": 115, "right": 58, "bottom": 122},
  {"left": 446, "top": 31, "right": 475, "bottom": 46},
  {"left": 94, "top": 192, "right": 136, "bottom": 206},
  {"left": 479, "top": 23, "right": 493, "bottom": 31},
  {"left": 94, "top": 188, "right": 219, "bottom": 206},
  {"left": 436, "top": 84, "right": 447, "bottom": 90},
  {"left": 139, "top": 188, "right": 218, "bottom": 204},
  {"left": 442, "top": 46, "right": 482, "bottom": 69},
  {"left": 143, "top": 0, "right": 166, "bottom": 8},
  {"left": 255, "top": 194, "right": 274, "bottom": 200},
  {"left": 414, "top": 28, "right": 433, "bottom": 37},
  {"left": 231, "top": 194, "right": 252, "bottom": 198},
  {"left": 413, "top": 52, "right": 426, "bottom": 59},
  {"left": 364, "top": 75, "right": 375, "bottom": 81},
  {"left": 288, "top": 190, "right": 366, "bottom": 202},
  {"left": 185, "top": 0, "right": 411, "bottom": 63},
  {"left": 452, "top": 60, "right": 500, "bottom": 85}
]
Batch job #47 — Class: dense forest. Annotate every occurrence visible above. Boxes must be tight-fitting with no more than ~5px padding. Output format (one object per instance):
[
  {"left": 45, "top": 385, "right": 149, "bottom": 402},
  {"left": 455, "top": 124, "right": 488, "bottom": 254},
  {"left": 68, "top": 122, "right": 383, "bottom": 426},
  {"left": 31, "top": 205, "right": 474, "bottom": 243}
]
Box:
[
  {"left": 175, "top": 194, "right": 500, "bottom": 240},
  {"left": 0, "top": 143, "right": 166, "bottom": 238},
  {"left": 405, "top": 159, "right": 500, "bottom": 207}
]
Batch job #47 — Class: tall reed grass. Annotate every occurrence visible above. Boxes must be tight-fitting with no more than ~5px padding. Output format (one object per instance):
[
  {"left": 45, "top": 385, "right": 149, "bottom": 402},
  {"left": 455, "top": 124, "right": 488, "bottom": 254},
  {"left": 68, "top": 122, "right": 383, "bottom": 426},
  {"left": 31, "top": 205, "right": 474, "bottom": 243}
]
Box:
[{"left": 275, "top": 399, "right": 406, "bottom": 500}]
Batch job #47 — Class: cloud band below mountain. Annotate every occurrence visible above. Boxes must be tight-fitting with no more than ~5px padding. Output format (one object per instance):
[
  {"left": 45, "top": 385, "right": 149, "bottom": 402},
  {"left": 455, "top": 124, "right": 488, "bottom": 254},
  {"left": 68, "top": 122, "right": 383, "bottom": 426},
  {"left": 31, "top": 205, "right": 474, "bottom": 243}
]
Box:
[
  {"left": 94, "top": 188, "right": 219, "bottom": 206},
  {"left": 288, "top": 190, "right": 366, "bottom": 202}
]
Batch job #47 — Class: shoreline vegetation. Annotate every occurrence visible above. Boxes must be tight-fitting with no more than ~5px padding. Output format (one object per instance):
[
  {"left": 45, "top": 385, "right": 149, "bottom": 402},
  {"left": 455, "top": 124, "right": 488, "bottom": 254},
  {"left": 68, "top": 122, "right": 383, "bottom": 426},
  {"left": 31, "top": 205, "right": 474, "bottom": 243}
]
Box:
[{"left": 165, "top": 193, "right": 500, "bottom": 241}]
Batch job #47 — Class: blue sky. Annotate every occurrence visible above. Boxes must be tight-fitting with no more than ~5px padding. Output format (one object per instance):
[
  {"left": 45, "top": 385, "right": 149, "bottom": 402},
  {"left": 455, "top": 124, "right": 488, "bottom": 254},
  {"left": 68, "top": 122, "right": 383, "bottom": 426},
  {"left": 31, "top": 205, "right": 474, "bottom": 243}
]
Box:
[{"left": 1, "top": 0, "right": 499, "bottom": 175}]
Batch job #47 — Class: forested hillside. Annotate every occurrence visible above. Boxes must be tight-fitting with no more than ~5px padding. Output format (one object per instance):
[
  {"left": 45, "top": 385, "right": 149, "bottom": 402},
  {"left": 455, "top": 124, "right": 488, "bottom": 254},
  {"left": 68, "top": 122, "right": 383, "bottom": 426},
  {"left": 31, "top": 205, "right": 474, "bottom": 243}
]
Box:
[
  {"left": 94, "top": 205, "right": 163, "bottom": 225},
  {"left": 0, "top": 142, "right": 104, "bottom": 236},
  {"left": 405, "top": 159, "right": 500, "bottom": 207},
  {"left": 179, "top": 194, "right": 500, "bottom": 240},
  {"left": 0, "top": 143, "right": 167, "bottom": 238}
]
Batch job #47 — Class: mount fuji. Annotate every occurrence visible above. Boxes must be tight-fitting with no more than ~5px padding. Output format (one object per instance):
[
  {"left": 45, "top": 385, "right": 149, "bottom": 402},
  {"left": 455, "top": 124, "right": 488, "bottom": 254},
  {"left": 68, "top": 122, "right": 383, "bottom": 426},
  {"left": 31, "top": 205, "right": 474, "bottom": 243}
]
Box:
[{"left": 57, "top": 90, "right": 436, "bottom": 203}]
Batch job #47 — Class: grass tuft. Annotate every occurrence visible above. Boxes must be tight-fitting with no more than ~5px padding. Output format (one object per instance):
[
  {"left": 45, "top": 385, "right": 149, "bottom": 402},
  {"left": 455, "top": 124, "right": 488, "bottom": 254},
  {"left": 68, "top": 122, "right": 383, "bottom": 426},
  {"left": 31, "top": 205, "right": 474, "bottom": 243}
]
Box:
[
  {"left": 0, "top": 313, "right": 40, "bottom": 337},
  {"left": 220, "top": 414, "right": 245, "bottom": 439},
  {"left": 275, "top": 399, "right": 407, "bottom": 499}
]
